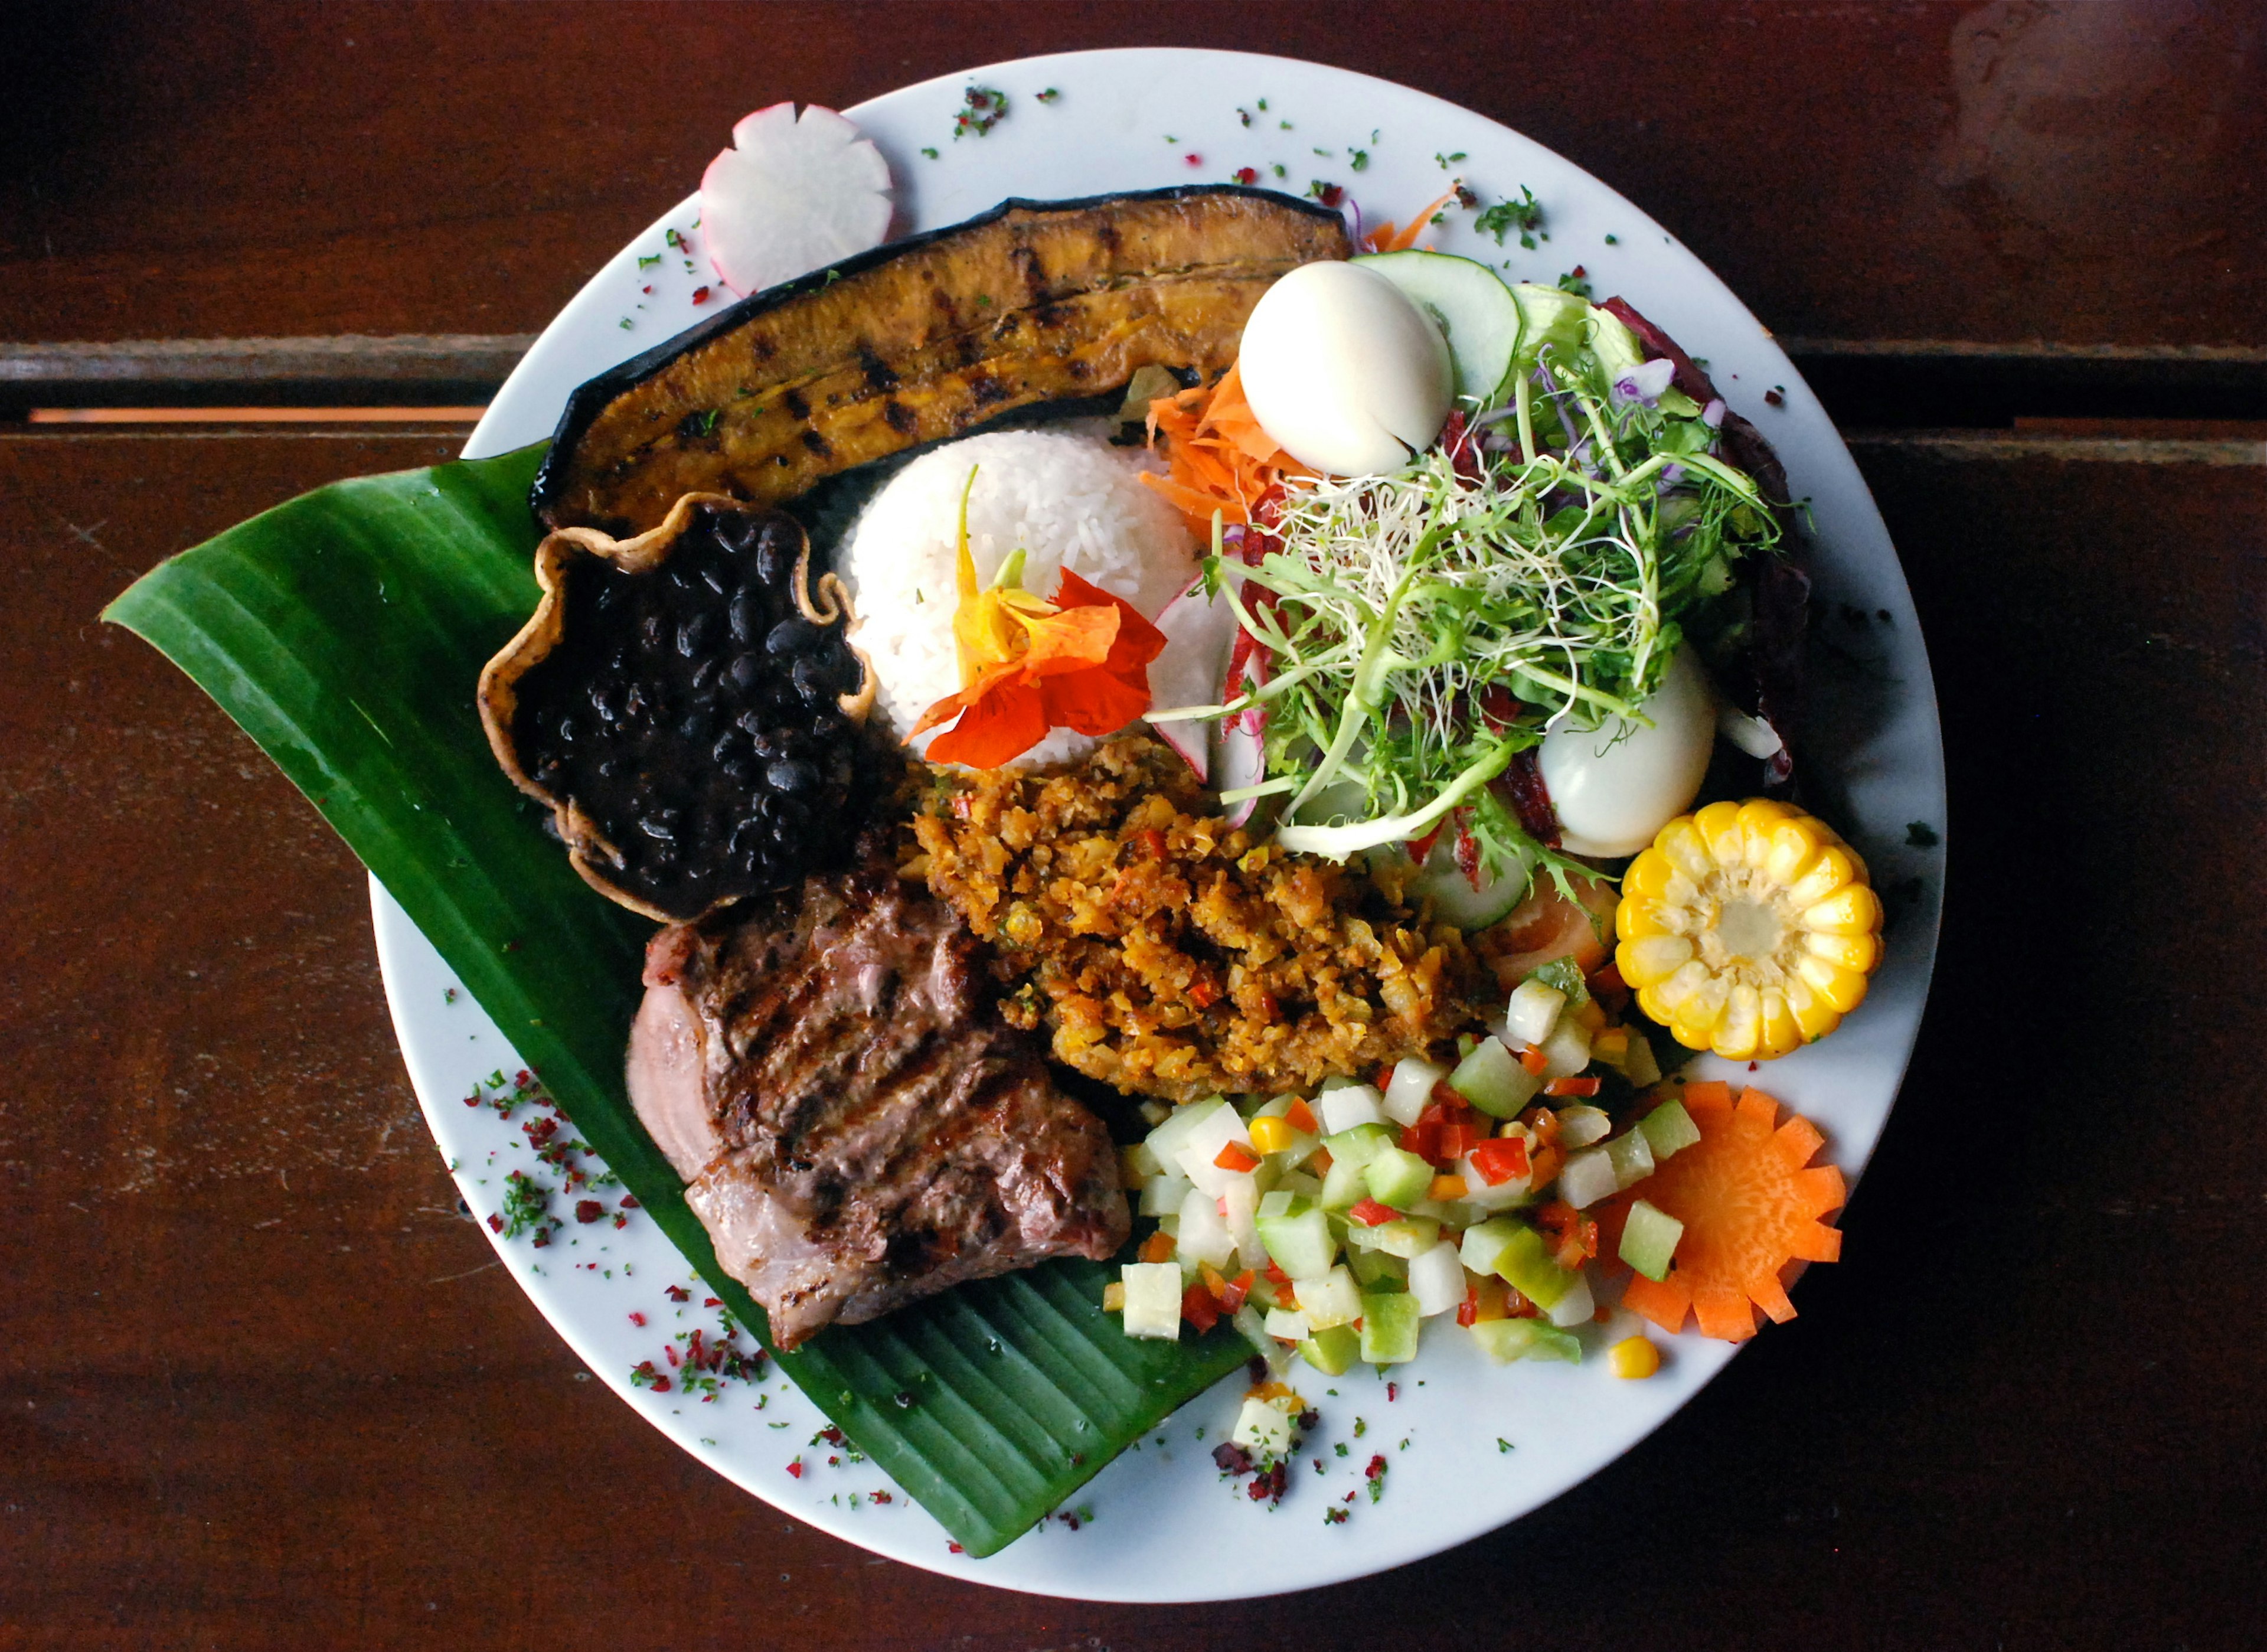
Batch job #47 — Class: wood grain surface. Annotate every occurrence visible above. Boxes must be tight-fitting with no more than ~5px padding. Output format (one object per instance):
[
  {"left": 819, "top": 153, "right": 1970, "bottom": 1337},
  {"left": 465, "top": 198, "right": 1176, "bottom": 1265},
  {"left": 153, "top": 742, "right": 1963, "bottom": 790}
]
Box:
[
  {"left": 2, "top": 425, "right": 2259, "bottom": 1648},
  {"left": 3, "top": 2, "right": 2263, "bottom": 1645},
  {"left": 2, "top": 1, "right": 2260, "bottom": 352}
]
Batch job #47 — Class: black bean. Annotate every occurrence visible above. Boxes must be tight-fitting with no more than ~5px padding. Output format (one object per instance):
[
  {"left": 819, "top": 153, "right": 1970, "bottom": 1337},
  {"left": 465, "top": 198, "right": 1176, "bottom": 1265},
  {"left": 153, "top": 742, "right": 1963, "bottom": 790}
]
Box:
[
  {"left": 699, "top": 562, "right": 727, "bottom": 595},
  {"left": 589, "top": 685, "right": 616, "bottom": 725},
  {"left": 680, "top": 710, "right": 713, "bottom": 745},
  {"left": 554, "top": 716, "right": 576, "bottom": 744},
  {"left": 677, "top": 613, "right": 713, "bottom": 657},
  {"left": 729, "top": 817, "right": 767, "bottom": 856},
  {"left": 766, "top": 758, "right": 820, "bottom": 794},
  {"left": 639, "top": 612, "right": 667, "bottom": 651},
  {"left": 713, "top": 730, "right": 746, "bottom": 766},
  {"left": 726, "top": 653, "right": 762, "bottom": 695},
  {"left": 638, "top": 815, "right": 675, "bottom": 843},
  {"left": 766, "top": 617, "right": 819, "bottom": 656},
  {"left": 690, "top": 654, "right": 720, "bottom": 691},
  {"left": 764, "top": 682, "right": 803, "bottom": 716},
  {"left": 792, "top": 657, "right": 836, "bottom": 703},
  {"left": 721, "top": 758, "right": 757, "bottom": 786},
  {"left": 749, "top": 729, "right": 782, "bottom": 759},
  {"left": 729, "top": 586, "right": 762, "bottom": 644},
  {"left": 735, "top": 709, "right": 766, "bottom": 736},
  {"left": 757, "top": 522, "right": 799, "bottom": 586}
]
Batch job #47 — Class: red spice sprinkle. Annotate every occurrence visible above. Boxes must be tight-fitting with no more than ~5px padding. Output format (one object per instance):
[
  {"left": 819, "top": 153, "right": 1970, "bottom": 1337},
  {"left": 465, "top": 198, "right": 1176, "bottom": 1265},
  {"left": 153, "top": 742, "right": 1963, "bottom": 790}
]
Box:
[
  {"left": 530, "top": 1227, "right": 551, "bottom": 1249},
  {"left": 786, "top": 1458, "right": 803, "bottom": 1479},
  {"left": 691, "top": 285, "right": 712, "bottom": 304},
  {"left": 828, "top": 1455, "right": 840, "bottom": 1467},
  {"left": 1764, "top": 387, "right": 1785, "bottom": 407},
  {"left": 485, "top": 1213, "right": 504, "bottom": 1233},
  {"left": 665, "top": 1344, "right": 680, "bottom": 1367},
  {"left": 948, "top": 1542, "right": 964, "bottom": 1554},
  {"left": 649, "top": 1375, "right": 670, "bottom": 1393},
  {"left": 871, "top": 1491, "right": 893, "bottom": 1505},
  {"left": 1387, "top": 1382, "right": 1400, "bottom": 1402},
  {"left": 1366, "top": 1453, "right": 1388, "bottom": 1478},
  {"left": 703, "top": 1297, "right": 722, "bottom": 1308},
  {"left": 574, "top": 1199, "right": 604, "bottom": 1224},
  {"left": 619, "top": 1195, "right": 640, "bottom": 1209},
  {"left": 1233, "top": 166, "right": 1259, "bottom": 185},
  {"left": 665, "top": 1285, "right": 691, "bottom": 1302},
  {"left": 612, "top": 1213, "right": 628, "bottom": 1229},
  {"left": 628, "top": 1311, "right": 647, "bottom": 1327},
  {"left": 1184, "top": 152, "right": 1203, "bottom": 167}
]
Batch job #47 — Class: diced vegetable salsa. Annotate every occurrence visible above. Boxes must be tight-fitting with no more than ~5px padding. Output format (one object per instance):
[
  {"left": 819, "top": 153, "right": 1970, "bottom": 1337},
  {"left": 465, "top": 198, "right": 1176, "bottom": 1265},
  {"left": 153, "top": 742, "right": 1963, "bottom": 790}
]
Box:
[{"left": 1106, "top": 964, "right": 1845, "bottom": 1374}]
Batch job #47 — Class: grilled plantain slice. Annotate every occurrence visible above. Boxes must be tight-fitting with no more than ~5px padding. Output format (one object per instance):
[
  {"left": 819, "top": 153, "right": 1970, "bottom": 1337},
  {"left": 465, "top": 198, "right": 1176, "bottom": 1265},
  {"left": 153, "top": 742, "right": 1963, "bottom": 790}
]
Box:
[{"left": 533, "top": 185, "right": 1350, "bottom": 534}]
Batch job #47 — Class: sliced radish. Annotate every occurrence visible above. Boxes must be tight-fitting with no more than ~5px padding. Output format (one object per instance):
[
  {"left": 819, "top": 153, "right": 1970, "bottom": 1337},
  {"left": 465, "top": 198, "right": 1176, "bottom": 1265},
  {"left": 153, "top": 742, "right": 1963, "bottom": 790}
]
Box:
[
  {"left": 699, "top": 103, "right": 893, "bottom": 296},
  {"left": 1144, "top": 570, "right": 1244, "bottom": 782},
  {"left": 1216, "top": 649, "right": 1269, "bottom": 827}
]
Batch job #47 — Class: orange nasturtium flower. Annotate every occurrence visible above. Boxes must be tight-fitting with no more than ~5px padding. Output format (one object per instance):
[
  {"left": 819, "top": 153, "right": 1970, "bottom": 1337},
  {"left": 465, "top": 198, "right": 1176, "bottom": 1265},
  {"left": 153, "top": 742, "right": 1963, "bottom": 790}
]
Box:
[{"left": 910, "top": 468, "right": 1165, "bottom": 770}]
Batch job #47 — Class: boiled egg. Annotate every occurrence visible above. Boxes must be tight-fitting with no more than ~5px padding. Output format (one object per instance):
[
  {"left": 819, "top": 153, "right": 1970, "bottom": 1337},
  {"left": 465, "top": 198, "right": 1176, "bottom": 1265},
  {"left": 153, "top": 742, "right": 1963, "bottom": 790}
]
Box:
[
  {"left": 1538, "top": 644, "right": 1719, "bottom": 857},
  {"left": 1236, "top": 261, "right": 1453, "bottom": 476}
]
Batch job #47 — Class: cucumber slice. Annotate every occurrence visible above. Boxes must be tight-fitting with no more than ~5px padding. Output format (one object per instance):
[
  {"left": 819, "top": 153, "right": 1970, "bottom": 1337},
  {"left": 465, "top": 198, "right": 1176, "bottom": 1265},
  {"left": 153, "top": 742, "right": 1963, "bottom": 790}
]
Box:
[
  {"left": 1352, "top": 250, "right": 1523, "bottom": 404},
  {"left": 1364, "top": 1145, "right": 1436, "bottom": 1209},
  {"left": 1358, "top": 1290, "right": 1423, "bottom": 1364},
  {"left": 1298, "top": 1323, "right": 1362, "bottom": 1377},
  {"left": 1511, "top": 282, "right": 1591, "bottom": 365},
  {"left": 1619, "top": 1197, "right": 1684, "bottom": 1282},
  {"left": 1382, "top": 831, "right": 1536, "bottom": 932}
]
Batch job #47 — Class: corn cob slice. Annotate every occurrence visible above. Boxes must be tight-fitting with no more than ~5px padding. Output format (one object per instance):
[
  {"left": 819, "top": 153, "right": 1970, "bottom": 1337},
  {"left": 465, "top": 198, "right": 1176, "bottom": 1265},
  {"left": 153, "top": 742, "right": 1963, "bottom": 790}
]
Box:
[{"left": 1615, "top": 799, "right": 1883, "bottom": 1060}]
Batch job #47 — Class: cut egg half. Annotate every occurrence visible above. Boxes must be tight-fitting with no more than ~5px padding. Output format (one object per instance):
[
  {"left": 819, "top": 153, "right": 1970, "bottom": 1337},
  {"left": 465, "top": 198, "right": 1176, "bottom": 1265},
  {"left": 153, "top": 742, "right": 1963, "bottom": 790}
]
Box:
[{"left": 1236, "top": 260, "right": 1453, "bottom": 477}]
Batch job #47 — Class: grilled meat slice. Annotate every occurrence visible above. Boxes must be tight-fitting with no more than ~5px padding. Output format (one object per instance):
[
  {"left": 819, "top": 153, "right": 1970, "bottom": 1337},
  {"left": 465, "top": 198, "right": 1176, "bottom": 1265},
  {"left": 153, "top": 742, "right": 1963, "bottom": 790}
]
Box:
[
  {"left": 626, "top": 854, "right": 1129, "bottom": 1349},
  {"left": 533, "top": 185, "right": 1351, "bottom": 534}
]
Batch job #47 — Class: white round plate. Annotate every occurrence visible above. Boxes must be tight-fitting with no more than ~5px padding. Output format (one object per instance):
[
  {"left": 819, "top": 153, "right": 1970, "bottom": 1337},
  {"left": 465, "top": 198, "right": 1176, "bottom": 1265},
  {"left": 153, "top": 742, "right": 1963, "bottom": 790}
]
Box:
[{"left": 373, "top": 47, "right": 1944, "bottom": 1602}]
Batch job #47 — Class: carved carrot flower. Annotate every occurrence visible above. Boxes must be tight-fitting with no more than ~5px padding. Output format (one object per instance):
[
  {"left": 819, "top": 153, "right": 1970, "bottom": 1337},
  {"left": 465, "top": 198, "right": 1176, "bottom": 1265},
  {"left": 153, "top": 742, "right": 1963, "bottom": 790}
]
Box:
[{"left": 912, "top": 468, "right": 1164, "bottom": 769}]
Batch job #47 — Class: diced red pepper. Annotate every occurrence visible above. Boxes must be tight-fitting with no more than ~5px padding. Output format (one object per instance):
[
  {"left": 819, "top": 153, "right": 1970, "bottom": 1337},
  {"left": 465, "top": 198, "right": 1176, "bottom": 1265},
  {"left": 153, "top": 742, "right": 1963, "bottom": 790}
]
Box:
[
  {"left": 1456, "top": 1287, "right": 1479, "bottom": 1328},
  {"left": 1468, "top": 1135, "right": 1531, "bottom": 1186},
  {"left": 1284, "top": 1098, "right": 1321, "bottom": 1136},
  {"left": 1438, "top": 1118, "right": 1485, "bottom": 1161},
  {"left": 1182, "top": 1282, "right": 1221, "bottom": 1333},
  {"left": 1400, "top": 1116, "right": 1440, "bottom": 1163},
  {"left": 1518, "top": 1045, "right": 1550, "bottom": 1076},
  {"left": 1214, "top": 1141, "right": 1261, "bottom": 1174},
  {"left": 1350, "top": 1198, "right": 1399, "bottom": 1228},
  {"left": 1544, "top": 1076, "right": 1602, "bottom": 1098},
  {"left": 1537, "top": 1199, "right": 1598, "bottom": 1268},
  {"left": 1263, "top": 1259, "right": 1292, "bottom": 1287},
  {"left": 1140, "top": 1229, "right": 1178, "bottom": 1264},
  {"left": 1188, "top": 977, "right": 1221, "bottom": 1009},
  {"left": 1141, "top": 827, "right": 1169, "bottom": 860},
  {"left": 1220, "top": 1269, "right": 1255, "bottom": 1314}
]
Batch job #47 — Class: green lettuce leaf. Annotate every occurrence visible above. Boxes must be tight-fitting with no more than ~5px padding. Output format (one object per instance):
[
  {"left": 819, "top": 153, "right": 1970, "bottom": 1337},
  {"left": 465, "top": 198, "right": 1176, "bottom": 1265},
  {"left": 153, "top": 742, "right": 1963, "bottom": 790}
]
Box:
[{"left": 103, "top": 443, "right": 1249, "bottom": 1556}]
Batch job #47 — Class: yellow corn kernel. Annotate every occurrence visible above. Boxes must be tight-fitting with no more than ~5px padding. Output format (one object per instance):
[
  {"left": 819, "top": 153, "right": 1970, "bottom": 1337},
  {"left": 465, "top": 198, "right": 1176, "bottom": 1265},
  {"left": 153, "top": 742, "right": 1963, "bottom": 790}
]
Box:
[
  {"left": 1615, "top": 799, "right": 1883, "bottom": 1061},
  {"left": 1608, "top": 1334, "right": 1661, "bottom": 1379},
  {"left": 1247, "top": 1114, "right": 1296, "bottom": 1155},
  {"left": 1103, "top": 1281, "right": 1127, "bottom": 1313},
  {"left": 1430, "top": 1174, "right": 1469, "bottom": 1202}
]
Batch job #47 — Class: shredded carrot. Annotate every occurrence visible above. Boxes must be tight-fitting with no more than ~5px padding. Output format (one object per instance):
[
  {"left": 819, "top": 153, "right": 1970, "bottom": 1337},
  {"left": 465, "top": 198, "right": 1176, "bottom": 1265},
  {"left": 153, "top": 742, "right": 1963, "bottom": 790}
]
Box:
[
  {"left": 1364, "top": 185, "right": 1461, "bottom": 255},
  {"left": 1602, "top": 1087, "right": 1847, "bottom": 1343},
  {"left": 1142, "top": 362, "right": 1305, "bottom": 535}
]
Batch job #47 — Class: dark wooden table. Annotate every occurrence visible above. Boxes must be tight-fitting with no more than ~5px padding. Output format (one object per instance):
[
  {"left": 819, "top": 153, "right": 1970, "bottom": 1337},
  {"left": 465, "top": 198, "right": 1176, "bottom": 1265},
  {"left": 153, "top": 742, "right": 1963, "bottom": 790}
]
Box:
[{"left": 4, "top": 5, "right": 2261, "bottom": 1647}]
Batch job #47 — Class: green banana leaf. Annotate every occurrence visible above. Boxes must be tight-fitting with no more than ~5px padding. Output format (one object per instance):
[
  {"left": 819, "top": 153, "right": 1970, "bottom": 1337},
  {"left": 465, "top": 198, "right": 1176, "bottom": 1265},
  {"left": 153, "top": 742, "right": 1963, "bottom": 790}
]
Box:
[{"left": 103, "top": 443, "right": 1250, "bottom": 1556}]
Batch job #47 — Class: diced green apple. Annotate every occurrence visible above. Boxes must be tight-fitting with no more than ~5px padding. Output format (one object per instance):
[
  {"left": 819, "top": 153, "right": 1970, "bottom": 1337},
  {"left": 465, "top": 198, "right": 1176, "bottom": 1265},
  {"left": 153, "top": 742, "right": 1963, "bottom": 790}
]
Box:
[
  {"left": 1471, "top": 1316, "right": 1582, "bottom": 1364},
  {"left": 1257, "top": 1204, "right": 1338, "bottom": 1280},
  {"left": 1298, "top": 1323, "right": 1361, "bottom": 1377},
  {"left": 1359, "top": 1290, "right": 1422, "bottom": 1363},
  {"left": 1606, "top": 1127, "right": 1657, "bottom": 1190}
]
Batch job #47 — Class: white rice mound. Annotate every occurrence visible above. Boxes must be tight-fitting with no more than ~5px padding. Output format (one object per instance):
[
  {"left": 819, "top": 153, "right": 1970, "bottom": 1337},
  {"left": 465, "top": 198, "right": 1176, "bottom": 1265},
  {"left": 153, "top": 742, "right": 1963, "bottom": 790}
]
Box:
[{"left": 837, "top": 429, "right": 1198, "bottom": 767}]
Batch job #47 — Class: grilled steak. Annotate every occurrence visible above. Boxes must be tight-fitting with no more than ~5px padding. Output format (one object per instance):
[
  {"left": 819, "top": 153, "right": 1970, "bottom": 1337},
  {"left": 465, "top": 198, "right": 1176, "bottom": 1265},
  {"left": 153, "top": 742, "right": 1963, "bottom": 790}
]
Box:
[{"left": 626, "top": 850, "right": 1129, "bottom": 1348}]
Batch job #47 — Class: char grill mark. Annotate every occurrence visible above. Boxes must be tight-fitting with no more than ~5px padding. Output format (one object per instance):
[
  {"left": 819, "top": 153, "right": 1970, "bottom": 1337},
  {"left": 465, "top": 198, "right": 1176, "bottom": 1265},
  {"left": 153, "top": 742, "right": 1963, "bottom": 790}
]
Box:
[{"left": 629, "top": 852, "right": 1129, "bottom": 1349}]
